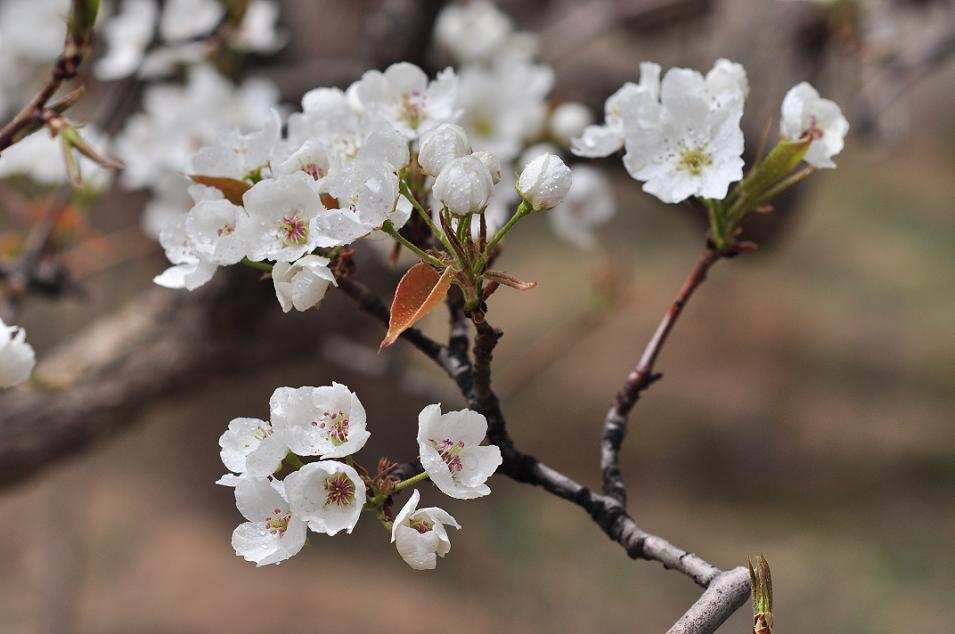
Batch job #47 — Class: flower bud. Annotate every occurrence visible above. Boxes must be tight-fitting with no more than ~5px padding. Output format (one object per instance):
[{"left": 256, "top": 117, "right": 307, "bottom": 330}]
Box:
[
  {"left": 471, "top": 151, "right": 501, "bottom": 184},
  {"left": 432, "top": 155, "right": 495, "bottom": 216},
  {"left": 548, "top": 102, "right": 594, "bottom": 147},
  {"left": 517, "top": 153, "right": 572, "bottom": 211},
  {"left": 417, "top": 123, "right": 471, "bottom": 176}
]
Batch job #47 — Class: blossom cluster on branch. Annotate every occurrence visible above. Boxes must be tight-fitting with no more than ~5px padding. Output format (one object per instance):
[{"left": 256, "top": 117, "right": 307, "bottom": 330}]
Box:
[{"left": 217, "top": 384, "right": 501, "bottom": 569}]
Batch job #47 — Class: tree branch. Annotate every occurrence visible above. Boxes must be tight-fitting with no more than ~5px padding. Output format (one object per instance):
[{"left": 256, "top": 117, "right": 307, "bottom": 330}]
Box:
[
  {"left": 338, "top": 275, "right": 750, "bottom": 633},
  {"left": 601, "top": 248, "right": 721, "bottom": 504}
]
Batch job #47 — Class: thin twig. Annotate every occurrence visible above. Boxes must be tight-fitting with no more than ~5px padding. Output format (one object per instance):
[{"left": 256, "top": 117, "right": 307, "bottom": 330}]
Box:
[{"left": 600, "top": 248, "right": 721, "bottom": 504}]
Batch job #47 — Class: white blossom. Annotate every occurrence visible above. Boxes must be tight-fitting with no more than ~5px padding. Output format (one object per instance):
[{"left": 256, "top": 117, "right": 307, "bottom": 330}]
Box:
[
  {"left": 417, "top": 123, "right": 471, "bottom": 177},
  {"left": 351, "top": 62, "right": 459, "bottom": 140},
  {"left": 0, "top": 319, "right": 36, "bottom": 388},
  {"left": 620, "top": 63, "right": 746, "bottom": 203},
  {"left": 572, "top": 62, "right": 660, "bottom": 158},
  {"left": 269, "top": 384, "right": 370, "bottom": 459},
  {"left": 219, "top": 418, "right": 288, "bottom": 477},
  {"left": 549, "top": 102, "right": 594, "bottom": 147},
  {"left": 391, "top": 490, "right": 460, "bottom": 570},
  {"left": 153, "top": 214, "right": 218, "bottom": 290},
  {"left": 184, "top": 198, "right": 250, "bottom": 265},
  {"left": 232, "top": 477, "right": 307, "bottom": 566},
  {"left": 271, "top": 255, "right": 337, "bottom": 313},
  {"left": 517, "top": 153, "right": 572, "bottom": 210},
  {"left": 284, "top": 461, "right": 366, "bottom": 535},
  {"left": 95, "top": 0, "right": 158, "bottom": 81},
  {"left": 191, "top": 110, "right": 282, "bottom": 179},
  {"left": 417, "top": 404, "right": 502, "bottom": 499},
  {"left": 241, "top": 173, "right": 330, "bottom": 262},
  {"left": 159, "top": 0, "right": 224, "bottom": 42},
  {"left": 457, "top": 58, "right": 553, "bottom": 162},
  {"left": 781, "top": 81, "right": 849, "bottom": 169},
  {"left": 432, "top": 155, "right": 496, "bottom": 216},
  {"left": 472, "top": 151, "right": 502, "bottom": 185},
  {"left": 549, "top": 165, "right": 616, "bottom": 251},
  {"left": 233, "top": 1, "right": 286, "bottom": 54},
  {"left": 434, "top": 1, "right": 514, "bottom": 64}
]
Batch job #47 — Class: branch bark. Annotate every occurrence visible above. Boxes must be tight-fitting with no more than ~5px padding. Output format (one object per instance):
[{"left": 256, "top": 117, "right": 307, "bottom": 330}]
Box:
[{"left": 601, "top": 248, "right": 721, "bottom": 504}]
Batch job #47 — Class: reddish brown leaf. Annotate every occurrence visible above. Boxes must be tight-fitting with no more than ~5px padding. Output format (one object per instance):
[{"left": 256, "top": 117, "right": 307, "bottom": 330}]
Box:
[
  {"left": 484, "top": 270, "right": 538, "bottom": 291},
  {"left": 380, "top": 263, "right": 454, "bottom": 350},
  {"left": 189, "top": 175, "right": 251, "bottom": 205}
]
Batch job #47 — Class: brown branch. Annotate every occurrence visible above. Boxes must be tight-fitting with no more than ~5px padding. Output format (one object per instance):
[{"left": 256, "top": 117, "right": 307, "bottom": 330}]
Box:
[
  {"left": 339, "top": 277, "right": 749, "bottom": 633},
  {"left": 0, "top": 0, "right": 93, "bottom": 154},
  {"left": 601, "top": 248, "right": 721, "bottom": 504}
]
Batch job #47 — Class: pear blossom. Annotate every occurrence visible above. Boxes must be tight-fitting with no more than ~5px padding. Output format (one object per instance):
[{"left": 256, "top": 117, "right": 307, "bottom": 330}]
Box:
[
  {"left": 781, "top": 82, "right": 849, "bottom": 169},
  {"left": 472, "top": 151, "right": 502, "bottom": 185},
  {"left": 271, "top": 255, "right": 337, "bottom": 313},
  {"left": 95, "top": 0, "right": 158, "bottom": 81},
  {"left": 241, "top": 173, "right": 331, "bottom": 262},
  {"left": 269, "top": 384, "right": 370, "bottom": 459},
  {"left": 457, "top": 58, "right": 553, "bottom": 162},
  {"left": 352, "top": 62, "right": 459, "bottom": 140},
  {"left": 620, "top": 64, "right": 746, "bottom": 204},
  {"left": 233, "top": 1, "right": 286, "bottom": 54},
  {"left": 517, "top": 153, "right": 572, "bottom": 211},
  {"left": 114, "top": 65, "right": 279, "bottom": 190},
  {"left": 417, "top": 404, "right": 502, "bottom": 499},
  {"left": 284, "top": 461, "right": 366, "bottom": 535},
  {"left": 0, "top": 319, "right": 36, "bottom": 388},
  {"left": 549, "top": 102, "right": 594, "bottom": 147},
  {"left": 434, "top": 1, "right": 514, "bottom": 64},
  {"left": 153, "top": 214, "right": 218, "bottom": 290},
  {"left": 159, "top": 0, "right": 224, "bottom": 42},
  {"left": 219, "top": 418, "right": 288, "bottom": 477},
  {"left": 232, "top": 477, "right": 307, "bottom": 566},
  {"left": 432, "top": 155, "right": 496, "bottom": 216},
  {"left": 705, "top": 58, "right": 749, "bottom": 104},
  {"left": 391, "top": 490, "right": 461, "bottom": 570},
  {"left": 272, "top": 138, "right": 332, "bottom": 188},
  {"left": 417, "top": 123, "right": 471, "bottom": 177},
  {"left": 184, "top": 199, "right": 250, "bottom": 265},
  {"left": 191, "top": 110, "right": 282, "bottom": 179},
  {"left": 572, "top": 62, "right": 661, "bottom": 158},
  {"left": 549, "top": 165, "right": 616, "bottom": 250}
]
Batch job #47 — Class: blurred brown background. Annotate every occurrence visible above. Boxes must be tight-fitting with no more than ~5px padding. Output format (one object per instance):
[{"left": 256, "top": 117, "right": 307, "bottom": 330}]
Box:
[{"left": 2, "top": 0, "right": 954, "bottom": 632}]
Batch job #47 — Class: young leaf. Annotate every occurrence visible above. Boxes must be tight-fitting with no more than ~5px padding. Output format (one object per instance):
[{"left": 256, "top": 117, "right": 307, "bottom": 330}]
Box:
[
  {"left": 380, "top": 263, "right": 454, "bottom": 350},
  {"left": 189, "top": 175, "right": 251, "bottom": 205},
  {"left": 484, "top": 270, "right": 538, "bottom": 291}
]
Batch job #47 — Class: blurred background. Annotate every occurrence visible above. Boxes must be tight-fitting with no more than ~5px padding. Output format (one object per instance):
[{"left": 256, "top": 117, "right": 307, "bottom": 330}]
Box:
[{"left": 1, "top": 0, "right": 953, "bottom": 632}]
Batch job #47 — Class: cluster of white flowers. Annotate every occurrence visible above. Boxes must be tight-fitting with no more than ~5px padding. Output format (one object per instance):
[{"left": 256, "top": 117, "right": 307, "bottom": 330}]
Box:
[
  {"left": 573, "top": 60, "right": 849, "bottom": 204},
  {"left": 0, "top": 318, "right": 35, "bottom": 388},
  {"left": 433, "top": 1, "right": 616, "bottom": 248},
  {"left": 96, "top": 0, "right": 284, "bottom": 81},
  {"left": 218, "top": 384, "right": 501, "bottom": 570}
]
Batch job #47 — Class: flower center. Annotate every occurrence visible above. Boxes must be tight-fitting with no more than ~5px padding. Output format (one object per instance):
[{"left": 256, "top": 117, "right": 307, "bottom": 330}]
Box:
[
  {"left": 216, "top": 223, "right": 235, "bottom": 237},
  {"left": 399, "top": 91, "right": 424, "bottom": 129},
  {"left": 432, "top": 437, "right": 465, "bottom": 475},
  {"left": 802, "top": 114, "right": 824, "bottom": 141},
  {"left": 253, "top": 424, "right": 273, "bottom": 442},
  {"left": 311, "top": 410, "right": 350, "bottom": 446},
  {"left": 408, "top": 516, "right": 434, "bottom": 534},
  {"left": 264, "top": 507, "right": 291, "bottom": 537},
  {"left": 278, "top": 215, "right": 308, "bottom": 246},
  {"left": 677, "top": 147, "right": 712, "bottom": 176},
  {"left": 323, "top": 474, "right": 356, "bottom": 507},
  {"left": 304, "top": 162, "right": 324, "bottom": 180},
  {"left": 471, "top": 112, "right": 495, "bottom": 139}
]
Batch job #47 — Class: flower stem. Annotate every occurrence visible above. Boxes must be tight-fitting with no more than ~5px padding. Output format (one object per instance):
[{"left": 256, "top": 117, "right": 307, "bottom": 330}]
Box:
[
  {"left": 392, "top": 470, "right": 430, "bottom": 493},
  {"left": 399, "top": 180, "right": 455, "bottom": 253},
  {"left": 284, "top": 452, "right": 305, "bottom": 470},
  {"left": 381, "top": 220, "right": 445, "bottom": 269},
  {"left": 479, "top": 200, "right": 531, "bottom": 271},
  {"left": 241, "top": 257, "right": 274, "bottom": 272}
]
